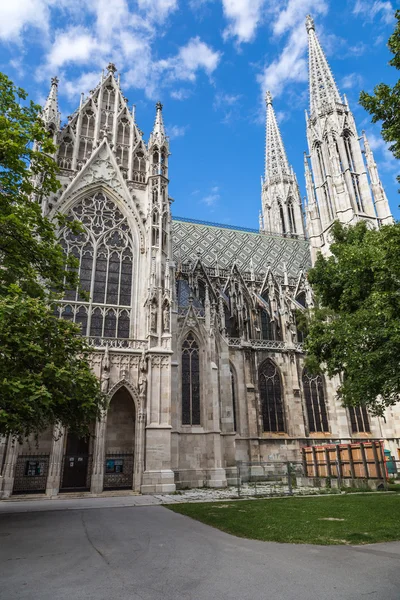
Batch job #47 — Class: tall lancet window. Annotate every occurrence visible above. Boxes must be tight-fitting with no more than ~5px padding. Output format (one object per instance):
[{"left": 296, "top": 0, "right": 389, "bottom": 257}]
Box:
[
  {"left": 182, "top": 333, "right": 200, "bottom": 425},
  {"left": 344, "top": 131, "right": 364, "bottom": 213},
  {"left": 349, "top": 406, "right": 370, "bottom": 433},
  {"left": 58, "top": 191, "right": 134, "bottom": 340},
  {"left": 279, "top": 202, "right": 286, "bottom": 234},
  {"left": 259, "top": 359, "right": 285, "bottom": 432},
  {"left": 287, "top": 199, "right": 296, "bottom": 234},
  {"left": 302, "top": 370, "right": 329, "bottom": 432},
  {"left": 316, "top": 144, "right": 334, "bottom": 221}
]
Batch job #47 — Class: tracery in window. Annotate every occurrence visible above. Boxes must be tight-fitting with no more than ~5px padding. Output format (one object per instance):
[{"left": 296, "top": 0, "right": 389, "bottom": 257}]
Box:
[
  {"left": 182, "top": 333, "right": 200, "bottom": 425},
  {"left": 259, "top": 359, "right": 285, "bottom": 432},
  {"left": 59, "top": 191, "right": 134, "bottom": 340},
  {"left": 302, "top": 369, "right": 329, "bottom": 432}
]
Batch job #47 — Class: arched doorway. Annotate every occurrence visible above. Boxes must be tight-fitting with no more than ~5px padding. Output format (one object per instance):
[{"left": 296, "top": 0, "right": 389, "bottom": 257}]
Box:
[{"left": 104, "top": 387, "right": 136, "bottom": 490}]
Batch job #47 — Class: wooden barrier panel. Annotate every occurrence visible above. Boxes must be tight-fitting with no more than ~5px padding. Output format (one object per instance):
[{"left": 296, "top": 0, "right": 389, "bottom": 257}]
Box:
[{"left": 302, "top": 441, "right": 386, "bottom": 480}]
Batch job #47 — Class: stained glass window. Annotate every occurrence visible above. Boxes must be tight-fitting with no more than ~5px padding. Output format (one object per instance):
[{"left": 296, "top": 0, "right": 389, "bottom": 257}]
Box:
[
  {"left": 259, "top": 359, "right": 285, "bottom": 432},
  {"left": 182, "top": 333, "right": 200, "bottom": 425},
  {"left": 59, "top": 192, "right": 134, "bottom": 339},
  {"left": 302, "top": 369, "right": 329, "bottom": 432}
]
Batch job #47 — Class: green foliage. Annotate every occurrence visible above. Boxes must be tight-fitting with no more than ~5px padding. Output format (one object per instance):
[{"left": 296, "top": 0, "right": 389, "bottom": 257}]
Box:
[
  {"left": 304, "top": 221, "right": 400, "bottom": 415},
  {"left": 0, "top": 71, "right": 79, "bottom": 299},
  {"left": 359, "top": 10, "right": 400, "bottom": 184},
  {"left": 0, "top": 72, "right": 104, "bottom": 438},
  {"left": 0, "top": 288, "right": 105, "bottom": 438}
]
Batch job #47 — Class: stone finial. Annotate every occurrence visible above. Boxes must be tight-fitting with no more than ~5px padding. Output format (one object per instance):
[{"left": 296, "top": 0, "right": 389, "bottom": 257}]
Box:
[
  {"left": 51, "top": 76, "right": 59, "bottom": 87},
  {"left": 107, "top": 62, "right": 117, "bottom": 74},
  {"left": 156, "top": 100, "right": 163, "bottom": 111},
  {"left": 265, "top": 91, "right": 273, "bottom": 106},
  {"left": 305, "top": 14, "right": 315, "bottom": 32}
]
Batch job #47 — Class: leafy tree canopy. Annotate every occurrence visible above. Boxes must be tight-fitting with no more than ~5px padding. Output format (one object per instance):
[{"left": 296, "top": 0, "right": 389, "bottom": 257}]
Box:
[
  {"left": 0, "top": 72, "right": 104, "bottom": 438},
  {"left": 303, "top": 221, "right": 400, "bottom": 416},
  {"left": 360, "top": 10, "right": 400, "bottom": 185}
]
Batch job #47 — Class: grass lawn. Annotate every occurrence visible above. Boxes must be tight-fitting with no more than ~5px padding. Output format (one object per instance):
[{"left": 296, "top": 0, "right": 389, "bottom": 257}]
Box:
[{"left": 166, "top": 494, "right": 400, "bottom": 545}]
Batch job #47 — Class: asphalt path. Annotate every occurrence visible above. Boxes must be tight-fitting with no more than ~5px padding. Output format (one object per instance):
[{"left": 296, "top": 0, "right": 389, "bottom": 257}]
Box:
[{"left": 0, "top": 503, "right": 399, "bottom": 600}]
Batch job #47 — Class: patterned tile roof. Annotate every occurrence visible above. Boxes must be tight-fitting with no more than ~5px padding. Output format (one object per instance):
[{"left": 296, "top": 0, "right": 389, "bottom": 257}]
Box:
[{"left": 172, "top": 217, "right": 311, "bottom": 277}]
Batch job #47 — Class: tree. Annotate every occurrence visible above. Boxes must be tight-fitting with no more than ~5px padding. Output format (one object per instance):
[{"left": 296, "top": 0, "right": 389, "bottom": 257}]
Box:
[
  {"left": 303, "top": 221, "right": 400, "bottom": 416},
  {"left": 360, "top": 10, "right": 400, "bottom": 184},
  {"left": 0, "top": 72, "right": 104, "bottom": 438}
]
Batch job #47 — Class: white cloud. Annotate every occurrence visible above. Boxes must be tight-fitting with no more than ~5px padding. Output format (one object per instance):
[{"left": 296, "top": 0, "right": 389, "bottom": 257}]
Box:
[
  {"left": 222, "top": 0, "right": 266, "bottom": 43},
  {"left": 175, "top": 36, "right": 221, "bottom": 78},
  {"left": 201, "top": 185, "right": 220, "bottom": 207},
  {"left": 46, "top": 27, "right": 99, "bottom": 70},
  {"left": 256, "top": 0, "right": 328, "bottom": 99},
  {"left": 341, "top": 72, "right": 364, "bottom": 90},
  {"left": 63, "top": 71, "right": 103, "bottom": 99},
  {"left": 170, "top": 88, "right": 192, "bottom": 100},
  {"left": 353, "top": 1, "right": 395, "bottom": 25},
  {"left": 137, "top": 0, "right": 178, "bottom": 21},
  {"left": 168, "top": 124, "right": 187, "bottom": 139},
  {"left": 0, "top": 0, "right": 52, "bottom": 42}
]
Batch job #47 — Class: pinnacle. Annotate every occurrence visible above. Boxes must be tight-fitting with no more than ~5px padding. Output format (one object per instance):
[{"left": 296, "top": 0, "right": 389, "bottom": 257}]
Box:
[
  {"left": 307, "top": 14, "right": 341, "bottom": 114},
  {"left": 106, "top": 62, "right": 117, "bottom": 74},
  {"left": 265, "top": 91, "right": 273, "bottom": 106},
  {"left": 305, "top": 14, "right": 315, "bottom": 33},
  {"left": 265, "top": 94, "right": 290, "bottom": 180}
]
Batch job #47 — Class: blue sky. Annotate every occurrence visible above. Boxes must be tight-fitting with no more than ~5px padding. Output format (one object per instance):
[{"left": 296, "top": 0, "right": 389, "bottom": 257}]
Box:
[{"left": 0, "top": 0, "right": 399, "bottom": 227}]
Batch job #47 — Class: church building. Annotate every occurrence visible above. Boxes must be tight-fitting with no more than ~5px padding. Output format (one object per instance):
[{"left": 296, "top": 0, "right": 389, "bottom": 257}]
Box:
[{"left": 1, "top": 16, "right": 399, "bottom": 497}]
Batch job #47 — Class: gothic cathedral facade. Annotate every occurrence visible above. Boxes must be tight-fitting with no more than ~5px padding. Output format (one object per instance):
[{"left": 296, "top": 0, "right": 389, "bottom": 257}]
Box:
[{"left": 1, "top": 16, "right": 399, "bottom": 497}]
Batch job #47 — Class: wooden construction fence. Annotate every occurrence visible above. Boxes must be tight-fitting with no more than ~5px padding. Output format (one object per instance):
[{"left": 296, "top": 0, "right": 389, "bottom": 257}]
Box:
[{"left": 302, "top": 441, "right": 387, "bottom": 480}]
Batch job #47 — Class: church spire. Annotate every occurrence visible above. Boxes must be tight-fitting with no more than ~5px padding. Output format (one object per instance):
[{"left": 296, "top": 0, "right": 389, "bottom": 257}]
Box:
[
  {"left": 362, "top": 131, "right": 393, "bottom": 225},
  {"left": 304, "top": 15, "right": 392, "bottom": 260},
  {"left": 265, "top": 91, "right": 290, "bottom": 180},
  {"left": 306, "top": 15, "right": 341, "bottom": 115},
  {"left": 149, "top": 101, "right": 167, "bottom": 147},
  {"left": 261, "top": 92, "right": 305, "bottom": 238},
  {"left": 42, "top": 76, "right": 61, "bottom": 133}
]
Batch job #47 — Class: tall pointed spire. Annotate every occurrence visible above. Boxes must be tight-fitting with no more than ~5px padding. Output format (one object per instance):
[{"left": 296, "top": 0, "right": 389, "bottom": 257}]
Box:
[
  {"left": 306, "top": 15, "right": 341, "bottom": 115},
  {"left": 265, "top": 91, "right": 290, "bottom": 180},
  {"left": 304, "top": 15, "right": 392, "bottom": 261},
  {"left": 261, "top": 92, "right": 305, "bottom": 238},
  {"left": 42, "top": 76, "right": 60, "bottom": 133},
  {"left": 149, "top": 101, "right": 166, "bottom": 146},
  {"left": 362, "top": 131, "right": 394, "bottom": 225}
]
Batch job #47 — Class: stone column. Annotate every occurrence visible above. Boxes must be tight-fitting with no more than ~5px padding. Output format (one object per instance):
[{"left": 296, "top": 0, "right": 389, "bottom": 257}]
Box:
[
  {"left": 46, "top": 425, "right": 66, "bottom": 497},
  {"left": 1, "top": 438, "right": 19, "bottom": 499},
  {"left": 90, "top": 413, "right": 108, "bottom": 494},
  {"left": 134, "top": 408, "right": 146, "bottom": 492}
]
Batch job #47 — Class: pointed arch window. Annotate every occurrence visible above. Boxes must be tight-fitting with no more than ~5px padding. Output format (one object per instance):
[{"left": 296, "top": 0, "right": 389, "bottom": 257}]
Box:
[
  {"left": 302, "top": 369, "right": 329, "bottom": 432},
  {"left": 287, "top": 199, "right": 296, "bottom": 234},
  {"left": 344, "top": 131, "right": 364, "bottom": 213},
  {"left": 278, "top": 202, "right": 286, "bottom": 234},
  {"left": 295, "top": 292, "right": 306, "bottom": 343},
  {"left": 349, "top": 406, "right": 370, "bottom": 433},
  {"left": 59, "top": 192, "right": 134, "bottom": 340},
  {"left": 182, "top": 333, "right": 200, "bottom": 425},
  {"left": 230, "top": 366, "right": 237, "bottom": 432},
  {"left": 259, "top": 360, "right": 285, "bottom": 432}
]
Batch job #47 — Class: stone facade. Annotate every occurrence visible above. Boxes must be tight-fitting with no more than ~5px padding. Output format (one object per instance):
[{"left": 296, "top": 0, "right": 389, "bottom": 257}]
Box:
[{"left": 1, "top": 17, "right": 399, "bottom": 498}]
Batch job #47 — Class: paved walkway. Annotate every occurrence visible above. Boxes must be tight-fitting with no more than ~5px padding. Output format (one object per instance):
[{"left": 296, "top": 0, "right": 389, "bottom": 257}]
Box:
[{"left": 0, "top": 500, "right": 399, "bottom": 600}]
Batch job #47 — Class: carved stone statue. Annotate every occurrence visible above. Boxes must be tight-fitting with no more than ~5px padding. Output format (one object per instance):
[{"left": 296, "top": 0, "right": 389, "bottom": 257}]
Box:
[
  {"left": 138, "top": 373, "right": 147, "bottom": 398},
  {"left": 150, "top": 300, "right": 157, "bottom": 333},
  {"left": 163, "top": 302, "right": 170, "bottom": 333}
]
